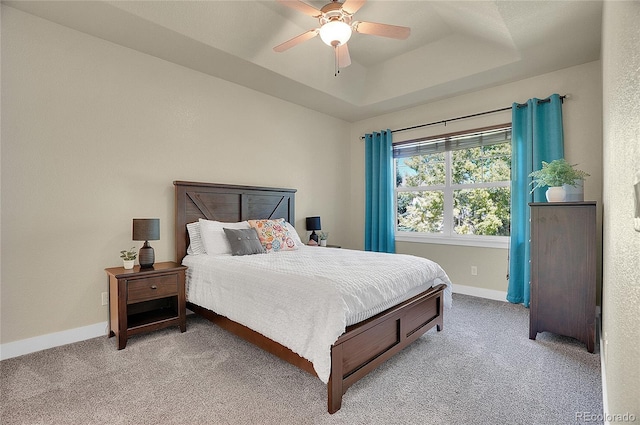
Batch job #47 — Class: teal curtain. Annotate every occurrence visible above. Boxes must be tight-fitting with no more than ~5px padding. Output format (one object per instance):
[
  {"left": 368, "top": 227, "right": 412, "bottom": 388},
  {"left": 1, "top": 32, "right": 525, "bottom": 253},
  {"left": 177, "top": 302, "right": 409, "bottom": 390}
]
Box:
[
  {"left": 507, "top": 94, "right": 564, "bottom": 307},
  {"left": 365, "top": 130, "right": 395, "bottom": 253}
]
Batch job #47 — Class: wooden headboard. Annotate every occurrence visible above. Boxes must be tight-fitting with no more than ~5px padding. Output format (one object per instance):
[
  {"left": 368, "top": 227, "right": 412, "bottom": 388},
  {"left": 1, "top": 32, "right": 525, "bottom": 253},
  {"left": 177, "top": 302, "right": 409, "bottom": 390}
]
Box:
[{"left": 174, "top": 181, "right": 297, "bottom": 261}]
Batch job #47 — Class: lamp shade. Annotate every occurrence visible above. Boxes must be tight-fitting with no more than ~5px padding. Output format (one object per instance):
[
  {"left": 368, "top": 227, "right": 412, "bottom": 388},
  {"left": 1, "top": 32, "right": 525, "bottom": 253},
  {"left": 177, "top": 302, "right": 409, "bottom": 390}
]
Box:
[
  {"left": 306, "top": 216, "right": 321, "bottom": 231},
  {"left": 132, "top": 218, "right": 160, "bottom": 241},
  {"left": 319, "top": 21, "right": 352, "bottom": 47}
]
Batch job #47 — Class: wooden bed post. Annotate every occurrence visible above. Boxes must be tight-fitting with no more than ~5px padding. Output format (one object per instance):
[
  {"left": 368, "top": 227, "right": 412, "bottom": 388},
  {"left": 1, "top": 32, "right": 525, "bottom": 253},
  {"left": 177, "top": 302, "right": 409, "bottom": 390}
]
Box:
[
  {"left": 437, "top": 295, "right": 444, "bottom": 331},
  {"left": 328, "top": 344, "right": 344, "bottom": 414}
]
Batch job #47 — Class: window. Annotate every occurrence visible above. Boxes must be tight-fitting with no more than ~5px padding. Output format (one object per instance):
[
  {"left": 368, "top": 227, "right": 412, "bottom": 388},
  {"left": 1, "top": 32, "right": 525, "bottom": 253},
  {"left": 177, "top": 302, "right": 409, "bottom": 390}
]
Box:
[{"left": 394, "top": 125, "right": 511, "bottom": 248}]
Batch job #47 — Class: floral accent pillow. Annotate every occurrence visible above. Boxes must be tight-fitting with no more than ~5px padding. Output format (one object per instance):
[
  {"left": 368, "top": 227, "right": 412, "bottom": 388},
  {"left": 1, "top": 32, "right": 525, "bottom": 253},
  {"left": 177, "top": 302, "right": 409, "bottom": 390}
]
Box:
[{"left": 248, "top": 218, "right": 298, "bottom": 253}]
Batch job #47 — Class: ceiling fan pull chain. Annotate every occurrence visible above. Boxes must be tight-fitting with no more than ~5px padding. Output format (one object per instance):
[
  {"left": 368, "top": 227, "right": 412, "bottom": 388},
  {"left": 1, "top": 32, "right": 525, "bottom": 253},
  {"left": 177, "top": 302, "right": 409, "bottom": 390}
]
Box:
[{"left": 334, "top": 46, "right": 340, "bottom": 76}]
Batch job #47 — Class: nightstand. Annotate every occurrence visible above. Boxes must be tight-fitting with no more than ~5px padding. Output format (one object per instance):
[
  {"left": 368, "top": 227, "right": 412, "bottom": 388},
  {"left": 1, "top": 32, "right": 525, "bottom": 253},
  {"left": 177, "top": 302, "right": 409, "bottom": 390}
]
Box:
[{"left": 105, "top": 261, "right": 187, "bottom": 349}]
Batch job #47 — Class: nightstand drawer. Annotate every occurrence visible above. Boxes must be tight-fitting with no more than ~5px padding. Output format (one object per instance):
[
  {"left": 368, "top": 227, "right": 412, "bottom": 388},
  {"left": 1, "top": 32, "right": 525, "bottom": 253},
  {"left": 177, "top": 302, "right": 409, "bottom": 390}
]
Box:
[{"left": 127, "top": 274, "right": 178, "bottom": 304}]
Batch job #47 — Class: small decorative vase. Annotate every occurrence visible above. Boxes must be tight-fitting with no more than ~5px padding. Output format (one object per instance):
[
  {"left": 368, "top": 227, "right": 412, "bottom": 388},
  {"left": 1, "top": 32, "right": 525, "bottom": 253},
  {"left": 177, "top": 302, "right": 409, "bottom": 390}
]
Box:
[
  {"left": 123, "top": 259, "right": 135, "bottom": 270},
  {"left": 546, "top": 186, "right": 566, "bottom": 202},
  {"left": 320, "top": 240, "right": 327, "bottom": 247}
]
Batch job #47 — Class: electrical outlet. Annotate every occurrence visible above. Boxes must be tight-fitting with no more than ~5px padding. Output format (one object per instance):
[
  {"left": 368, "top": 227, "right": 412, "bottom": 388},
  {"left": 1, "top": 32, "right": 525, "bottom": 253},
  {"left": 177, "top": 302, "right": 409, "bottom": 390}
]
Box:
[
  {"left": 101, "top": 292, "right": 109, "bottom": 306},
  {"left": 471, "top": 266, "right": 478, "bottom": 276}
]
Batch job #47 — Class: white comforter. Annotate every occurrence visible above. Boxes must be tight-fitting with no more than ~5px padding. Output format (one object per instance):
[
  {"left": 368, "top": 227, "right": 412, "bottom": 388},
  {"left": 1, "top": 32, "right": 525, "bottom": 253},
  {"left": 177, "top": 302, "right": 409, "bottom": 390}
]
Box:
[{"left": 183, "top": 246, "right": 452, "bottom": 383}]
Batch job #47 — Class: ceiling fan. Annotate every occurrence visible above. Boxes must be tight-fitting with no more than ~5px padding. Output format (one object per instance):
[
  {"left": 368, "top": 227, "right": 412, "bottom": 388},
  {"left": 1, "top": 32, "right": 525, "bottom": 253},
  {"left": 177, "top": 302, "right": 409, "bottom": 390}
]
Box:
[{"left": 273, "top": 0, "right": 411, "bottom": 74}]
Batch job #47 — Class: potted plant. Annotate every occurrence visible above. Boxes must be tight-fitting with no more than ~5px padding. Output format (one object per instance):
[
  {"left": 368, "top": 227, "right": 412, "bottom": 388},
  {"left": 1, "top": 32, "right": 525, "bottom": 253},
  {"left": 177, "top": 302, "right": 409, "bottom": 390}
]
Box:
[
  {"left": 529, "top": 159, "right": 590, "bottom": 202},
  {"left": 319, "top": 231, "right": 329, "bottom": 247},
  {"left": 120, "top": 247, "right": 137, "bottom": 269}
]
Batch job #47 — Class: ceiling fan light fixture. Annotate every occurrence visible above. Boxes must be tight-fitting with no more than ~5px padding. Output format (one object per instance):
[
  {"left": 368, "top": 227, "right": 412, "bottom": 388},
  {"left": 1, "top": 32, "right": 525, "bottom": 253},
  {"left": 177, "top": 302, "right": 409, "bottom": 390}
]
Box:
[{"left": 319, "top": 20, "right": 352, "bottom": 47}]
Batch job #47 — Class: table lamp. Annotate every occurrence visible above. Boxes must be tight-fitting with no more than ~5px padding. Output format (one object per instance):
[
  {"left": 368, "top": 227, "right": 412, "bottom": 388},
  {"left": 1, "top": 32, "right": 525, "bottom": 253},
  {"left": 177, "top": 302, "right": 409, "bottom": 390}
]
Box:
[
  {"left": 306, "top": 216, "right": 321, "bottom": 243},
  {"left": 133, "top": 218, "right": 160, "bottom": 268}
]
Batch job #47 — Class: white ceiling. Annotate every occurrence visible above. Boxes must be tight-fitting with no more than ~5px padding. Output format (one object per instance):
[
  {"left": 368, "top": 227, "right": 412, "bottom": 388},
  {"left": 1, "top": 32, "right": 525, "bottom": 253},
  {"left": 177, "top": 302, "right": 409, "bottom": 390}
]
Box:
[{"left": 4, "top": 0, "right": 603, "bottom": 122}]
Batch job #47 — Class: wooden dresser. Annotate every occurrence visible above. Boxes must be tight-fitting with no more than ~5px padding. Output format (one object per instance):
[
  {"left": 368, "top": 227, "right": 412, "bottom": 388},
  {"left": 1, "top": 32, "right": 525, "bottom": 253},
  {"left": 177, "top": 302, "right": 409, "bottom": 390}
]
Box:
[{"left": 529, "top": 202, "right": 596, "bottom": 353}]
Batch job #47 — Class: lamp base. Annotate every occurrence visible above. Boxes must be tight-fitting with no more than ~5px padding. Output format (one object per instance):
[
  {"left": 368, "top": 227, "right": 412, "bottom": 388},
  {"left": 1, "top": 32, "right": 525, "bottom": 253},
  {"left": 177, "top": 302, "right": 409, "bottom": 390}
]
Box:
[
  {"left": 309, "top": 230, "right": 318, "bottom": 243},
  {"left": 139, "top": 242, "right": 155, "bottom": 268}
]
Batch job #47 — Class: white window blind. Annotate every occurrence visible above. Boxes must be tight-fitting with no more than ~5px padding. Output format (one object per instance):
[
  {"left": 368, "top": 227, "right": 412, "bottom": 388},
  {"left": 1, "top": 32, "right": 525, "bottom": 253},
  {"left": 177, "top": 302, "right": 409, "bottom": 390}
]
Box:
[{"left": 393, "top": 126, "right": 512, "bottom": 158}]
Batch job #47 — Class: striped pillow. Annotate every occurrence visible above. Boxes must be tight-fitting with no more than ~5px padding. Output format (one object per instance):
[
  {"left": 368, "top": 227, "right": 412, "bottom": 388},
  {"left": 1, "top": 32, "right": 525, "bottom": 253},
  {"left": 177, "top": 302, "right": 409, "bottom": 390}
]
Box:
[{"left": 186, "top": 222, "right": 205, "bottom": 255}]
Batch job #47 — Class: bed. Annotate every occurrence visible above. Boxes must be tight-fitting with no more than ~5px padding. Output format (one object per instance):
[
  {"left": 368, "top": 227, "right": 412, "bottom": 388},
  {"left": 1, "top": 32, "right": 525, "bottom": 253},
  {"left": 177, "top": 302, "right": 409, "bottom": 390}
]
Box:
[{"left": 174, "top": 181, "right": 450, "bottom": 413}]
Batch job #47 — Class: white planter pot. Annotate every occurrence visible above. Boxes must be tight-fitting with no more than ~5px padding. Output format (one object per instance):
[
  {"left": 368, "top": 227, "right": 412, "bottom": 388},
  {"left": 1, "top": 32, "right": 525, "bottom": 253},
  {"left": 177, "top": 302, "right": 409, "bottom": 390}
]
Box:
[
  {"left": 320, "top": 240, "right": 327, "bottom": 247},
  {"left": 123, "top": 259, "right": 135, "bottom": 270},
  {"left": 563, "top": 180, "right": 584, "bottom": 202},
  {"left": 546, "top": 186, "right": 566, "bottom": 202}
]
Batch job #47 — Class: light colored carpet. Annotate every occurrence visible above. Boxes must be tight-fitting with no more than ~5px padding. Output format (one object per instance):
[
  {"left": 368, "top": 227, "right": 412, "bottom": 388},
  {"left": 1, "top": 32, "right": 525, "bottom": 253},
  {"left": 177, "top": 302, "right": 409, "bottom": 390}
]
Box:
[{"left": 1, "top": 294, "right": 602, "bottom": 424}]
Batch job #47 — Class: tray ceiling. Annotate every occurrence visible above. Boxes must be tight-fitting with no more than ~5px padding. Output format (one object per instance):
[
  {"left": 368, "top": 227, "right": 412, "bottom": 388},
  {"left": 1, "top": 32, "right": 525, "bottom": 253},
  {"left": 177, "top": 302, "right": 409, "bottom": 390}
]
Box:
[{"left": 4, "top": 0, "right": 603, "bottom": 121}]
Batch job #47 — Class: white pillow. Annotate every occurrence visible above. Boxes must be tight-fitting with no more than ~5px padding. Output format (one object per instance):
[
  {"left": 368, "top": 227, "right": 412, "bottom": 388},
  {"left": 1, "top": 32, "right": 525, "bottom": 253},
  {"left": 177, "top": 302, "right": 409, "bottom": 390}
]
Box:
[
  {"left": 285, "top": 222, "right": 304, "bottom": 247},
  {"left": 186, "top": 222, "right": 205, "bottom": 255},
  {"left": 199, "top": 219, "right": 250, "bottom": 256}
]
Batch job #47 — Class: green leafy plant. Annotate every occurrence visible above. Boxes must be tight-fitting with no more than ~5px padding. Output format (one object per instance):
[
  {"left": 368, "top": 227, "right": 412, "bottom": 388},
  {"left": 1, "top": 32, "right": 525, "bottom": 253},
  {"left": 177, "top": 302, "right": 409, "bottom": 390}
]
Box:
[
  {"left": 120, "top": 247, "right": 137, "bottom": 261},
  {"left": 529, "top": 159, "right": 589, "bottom": 192},
  {"left": 319, "top": 231, "right": 329, "bottom": 241}
]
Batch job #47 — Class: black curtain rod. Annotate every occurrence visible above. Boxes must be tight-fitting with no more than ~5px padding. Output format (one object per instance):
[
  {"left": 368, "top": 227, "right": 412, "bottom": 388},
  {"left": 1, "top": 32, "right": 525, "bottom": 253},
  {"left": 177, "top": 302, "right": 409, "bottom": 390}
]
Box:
[{"left": 361, "top": 94, "right": 568, "bottom": 140}]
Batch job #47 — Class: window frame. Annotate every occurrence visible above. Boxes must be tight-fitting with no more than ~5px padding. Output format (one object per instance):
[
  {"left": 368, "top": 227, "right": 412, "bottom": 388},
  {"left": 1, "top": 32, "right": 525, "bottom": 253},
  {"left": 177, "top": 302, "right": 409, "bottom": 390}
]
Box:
[{"left": 394, "top": 124, "right": 512, "bottom": 249}]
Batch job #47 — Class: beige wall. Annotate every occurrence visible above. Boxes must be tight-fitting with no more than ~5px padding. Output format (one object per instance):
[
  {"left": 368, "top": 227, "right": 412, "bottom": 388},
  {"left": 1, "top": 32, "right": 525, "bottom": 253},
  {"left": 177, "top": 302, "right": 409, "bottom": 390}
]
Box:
[
  {"left": 397, "top": 243, "right": 508, "bottom": 293},
  {"left": 0, "top": 6, "right": 351, "bottom": 344},
  {"left": 601, "top": 0, "right": 640, "bottom": 417},
  {"left": 349, "top": 61, "right": 603, "bottom": 296}
]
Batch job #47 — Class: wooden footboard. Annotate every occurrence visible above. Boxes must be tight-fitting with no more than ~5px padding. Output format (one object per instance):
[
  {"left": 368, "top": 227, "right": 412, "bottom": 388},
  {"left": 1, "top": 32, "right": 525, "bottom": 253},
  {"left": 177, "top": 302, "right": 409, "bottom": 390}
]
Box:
[
  {"left": 328, "top": 283, "right": 446, "bottom": 413},
  {"left": 188, "top": 283, "right": 446, "bottom": 414}
]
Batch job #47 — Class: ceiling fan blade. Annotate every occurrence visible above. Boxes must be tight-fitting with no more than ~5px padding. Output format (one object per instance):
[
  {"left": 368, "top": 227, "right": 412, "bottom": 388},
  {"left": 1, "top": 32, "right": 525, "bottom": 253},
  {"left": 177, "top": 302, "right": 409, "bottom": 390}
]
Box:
[
  {"left": 273, "top": 29, "right": 318, "bottom": 52},
  {"left": 337, "top": 43, "right": 351, "bottom": 68},
  {"left": 342, "top": 0, "right": 366, "bottom": 15},
  {"left": 276, "top": 0, "right": 322, "bottom": 17},
  {"left": 354, "top": 21, "right": 411, "bottom": 40}
]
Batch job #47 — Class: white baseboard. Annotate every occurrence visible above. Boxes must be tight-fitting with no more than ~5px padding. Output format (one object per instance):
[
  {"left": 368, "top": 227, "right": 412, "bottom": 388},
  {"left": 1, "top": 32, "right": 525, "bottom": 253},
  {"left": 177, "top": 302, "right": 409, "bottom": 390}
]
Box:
[
  {"left": 0, "top": 288, "right": 505, "bottom": 361},
  {"left": 599, "top": 315, "right": 610, "bottom": 425},
  {"left": 0, "top": 321, "right": 108, "bottom": 361},
  {"left": 452, "top": 284, "right": 507, "bottom": 302}
]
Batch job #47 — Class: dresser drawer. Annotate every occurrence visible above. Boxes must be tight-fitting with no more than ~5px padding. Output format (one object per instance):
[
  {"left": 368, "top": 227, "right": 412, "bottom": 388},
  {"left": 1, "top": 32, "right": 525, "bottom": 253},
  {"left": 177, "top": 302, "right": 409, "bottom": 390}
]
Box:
[{"left": 127, "top": 274, "right": 178, "bottom": 304}]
